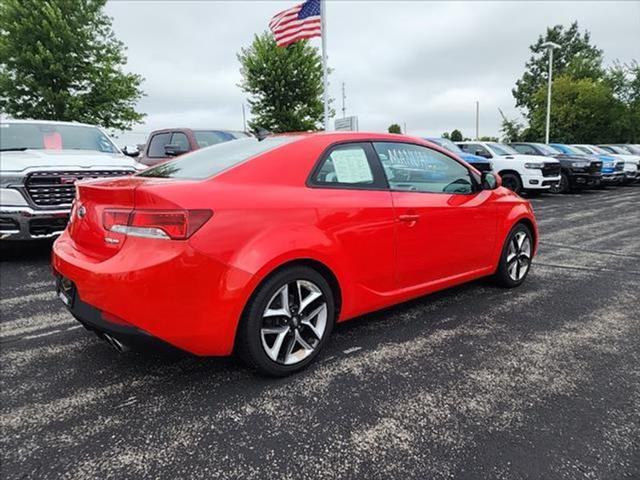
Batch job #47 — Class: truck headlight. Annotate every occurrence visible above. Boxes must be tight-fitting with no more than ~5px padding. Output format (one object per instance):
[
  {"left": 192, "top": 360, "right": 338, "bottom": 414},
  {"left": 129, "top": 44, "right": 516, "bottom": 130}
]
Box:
[
  {"left": 0, "top": 188, "right": 28, "bottom": 206},
  {"left": 524, "top": 162, "right": 544, "bottom": 169}
]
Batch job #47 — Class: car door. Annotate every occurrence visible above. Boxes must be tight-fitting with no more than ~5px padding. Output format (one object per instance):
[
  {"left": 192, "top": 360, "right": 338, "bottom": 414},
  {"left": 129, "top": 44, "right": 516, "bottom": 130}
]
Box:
[
  {"left": 372, "top": 141, "right": 497, "bottom": 289},
  {"left": 308, "top": 142, "right": 397, "bottom": 301}
]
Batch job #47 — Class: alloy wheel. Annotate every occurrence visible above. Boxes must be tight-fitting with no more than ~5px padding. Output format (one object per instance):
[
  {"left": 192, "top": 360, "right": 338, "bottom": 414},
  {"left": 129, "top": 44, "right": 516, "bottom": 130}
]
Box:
[
  {"left": 506, "top": 231, "right": 532, "bottom": 281},
  {"left": 260, "top": 280, "right": 328, "bottom": 365}
]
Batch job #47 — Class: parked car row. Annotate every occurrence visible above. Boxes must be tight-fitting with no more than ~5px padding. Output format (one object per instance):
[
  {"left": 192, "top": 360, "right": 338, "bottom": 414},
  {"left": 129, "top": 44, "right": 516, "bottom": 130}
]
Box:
[
  {"left": 428, "top": 137, "right": 639, "bottom": 195},
  {"left": 2, "top": 118, "right": 638, "bottom": 243}
]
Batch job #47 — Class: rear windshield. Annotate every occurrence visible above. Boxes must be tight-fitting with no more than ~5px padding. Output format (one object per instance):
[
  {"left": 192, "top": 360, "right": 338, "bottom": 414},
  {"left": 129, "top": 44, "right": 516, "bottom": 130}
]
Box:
[{"left": 138, "top": 136, "right": 297, "bottom": 180}]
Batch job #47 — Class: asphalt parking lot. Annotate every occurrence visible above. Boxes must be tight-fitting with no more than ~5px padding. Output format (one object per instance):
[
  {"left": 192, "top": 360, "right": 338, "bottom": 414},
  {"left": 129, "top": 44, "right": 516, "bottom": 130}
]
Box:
[{"left": 1, "top": 185, "right": 639, "bottom": 480}]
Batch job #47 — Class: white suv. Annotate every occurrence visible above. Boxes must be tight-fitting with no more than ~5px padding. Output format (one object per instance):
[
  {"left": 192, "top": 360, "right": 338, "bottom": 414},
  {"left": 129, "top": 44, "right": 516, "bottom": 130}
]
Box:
[{"left": 457, "top": 142, "right": 561, "bottom": 194}]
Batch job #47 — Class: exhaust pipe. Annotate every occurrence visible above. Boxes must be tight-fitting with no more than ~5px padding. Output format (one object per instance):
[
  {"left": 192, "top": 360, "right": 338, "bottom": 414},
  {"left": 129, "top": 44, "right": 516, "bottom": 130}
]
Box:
[{"left": 102, "top": 333, "right": 128, "bottom": 353}]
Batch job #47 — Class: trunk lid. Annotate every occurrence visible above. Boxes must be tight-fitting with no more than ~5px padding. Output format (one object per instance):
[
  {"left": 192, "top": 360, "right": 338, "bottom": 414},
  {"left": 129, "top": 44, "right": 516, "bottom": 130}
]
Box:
[{"left": 68, "top": 177, "right": 147, "bottom": 259}]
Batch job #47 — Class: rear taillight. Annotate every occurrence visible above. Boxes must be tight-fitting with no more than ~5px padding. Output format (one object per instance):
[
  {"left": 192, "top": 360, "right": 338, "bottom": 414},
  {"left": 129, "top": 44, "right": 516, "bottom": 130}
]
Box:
[{"left": 102, "top": 209, "right": 212, "bottom": 240}]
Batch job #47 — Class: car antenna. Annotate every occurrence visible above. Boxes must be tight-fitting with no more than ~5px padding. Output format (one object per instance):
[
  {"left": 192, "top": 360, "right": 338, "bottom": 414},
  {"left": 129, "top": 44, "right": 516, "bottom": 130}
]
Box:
[{"left": 252, "top": 127, "right": 272, "bottom": 142}]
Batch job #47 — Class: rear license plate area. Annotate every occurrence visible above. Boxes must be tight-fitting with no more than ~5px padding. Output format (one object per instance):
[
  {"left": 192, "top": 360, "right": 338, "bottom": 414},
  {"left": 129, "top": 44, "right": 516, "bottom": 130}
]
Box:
[{"left": 56, "top": 275, "right": 76, "bottom": 308}]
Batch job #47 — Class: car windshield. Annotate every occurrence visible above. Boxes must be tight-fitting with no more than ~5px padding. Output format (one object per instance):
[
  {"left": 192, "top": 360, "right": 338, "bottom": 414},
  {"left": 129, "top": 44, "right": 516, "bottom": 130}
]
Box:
[
  {"left": 605, "top": 146, "right": 627, "bottom": 154},
  {"left": 428, "top": 138, "right": 463, "bottom": 154},
  {"left": 138, "top": 136, "right": 297, "bottom": 180},
  {"left": 0, "top": 122, "right": 118, "bottom": 153},
  {"left": 487, "top": 143, "right": 518, "bottom": 155},
  {"left": 588, "top": 145, "right": 609, "bottom": 155},
  {"left": 557, "top": 145, "right": 587, "bottom": 155},
  {"left": 534, "top": 143, "right": 562, "bottom": 155},
  {"left": 193, "top": 130, "right": 236, "bottom": 148}
]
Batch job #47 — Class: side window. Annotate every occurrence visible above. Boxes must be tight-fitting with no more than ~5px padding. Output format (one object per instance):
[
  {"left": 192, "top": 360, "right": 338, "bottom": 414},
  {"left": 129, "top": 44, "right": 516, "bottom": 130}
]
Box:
[
  {"left": 313, "top": 144, "right": 376, "bottom": 188},
  {"left": 373, "top": 142, "right": 474, "bottom": 194},
  {"left": 170, "top": 132, "right": 190, "bottom": 151},
  {"left": 147, "top": 132, "right": 172, "bottom": 158},
  {"left": 513, "top": 144, "right": 536, "bottom": 155}
]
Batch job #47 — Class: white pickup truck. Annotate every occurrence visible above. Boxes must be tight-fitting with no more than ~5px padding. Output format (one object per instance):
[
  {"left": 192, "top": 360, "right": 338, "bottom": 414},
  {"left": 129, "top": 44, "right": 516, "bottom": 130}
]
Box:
[
  {"left": 456, "top": 141, "right": 561, "bottom": 194},
  {"left": 0, "top": 119, "right": 145, "bottom": 240}
]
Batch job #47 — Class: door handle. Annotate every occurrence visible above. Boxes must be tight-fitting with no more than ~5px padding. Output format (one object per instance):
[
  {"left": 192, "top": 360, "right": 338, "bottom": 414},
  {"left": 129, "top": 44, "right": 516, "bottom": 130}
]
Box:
[{"left": 398, "top": 214, "right": 420, "bottom": 223}]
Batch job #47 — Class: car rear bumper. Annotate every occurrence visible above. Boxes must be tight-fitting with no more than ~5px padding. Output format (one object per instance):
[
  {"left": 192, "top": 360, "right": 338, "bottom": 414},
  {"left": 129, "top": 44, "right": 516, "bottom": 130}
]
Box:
[
  {"left": 52, "top": 231, "right": 253, "bottom": 356},
  {"left": 56, "top": 282, "right": 187, "bottom": 354},
  {"left": 0, "top": 206, "right": 70, "bottom": 240}
]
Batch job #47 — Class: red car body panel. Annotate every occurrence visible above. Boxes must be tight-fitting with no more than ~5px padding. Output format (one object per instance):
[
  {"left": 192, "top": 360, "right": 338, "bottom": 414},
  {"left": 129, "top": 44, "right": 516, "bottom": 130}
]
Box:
[{"left": 52, "top": 132, "right": 538, "bottom": 356}]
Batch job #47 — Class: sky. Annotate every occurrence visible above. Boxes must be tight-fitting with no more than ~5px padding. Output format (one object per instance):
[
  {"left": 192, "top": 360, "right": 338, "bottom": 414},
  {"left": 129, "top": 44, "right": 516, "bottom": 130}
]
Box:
[{"left": 106, "top": 0, "right": 640, "bottom": 145}]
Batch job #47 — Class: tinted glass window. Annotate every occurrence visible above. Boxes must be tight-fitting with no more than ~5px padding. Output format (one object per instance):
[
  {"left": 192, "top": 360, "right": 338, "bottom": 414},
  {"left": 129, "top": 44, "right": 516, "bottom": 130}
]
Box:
[
  {"left": 374, "top": 142, "right": 473, "bottom": 194},
  {"left": 513, "top": 144, "right": 537, "bottom": 154},
  {"left": 461, "top": 143, "right": 491, "bottom": 158},
  {"left": 194, "top": 130, "right": 235, "bottom": 148},
  {"left": 139, "top": 136, "right": 296, "bottom": 180},
  {"left": 314, "top": 144, "right": 374, "bottom": 186},
  {"left": 487, "top": 143, "right": 518, "bottom": 155},
  {"left": 147, "top": 133, "right": 172, "bottom": 157},
  {"left": 0, "top": 122, "right": 117, "bottom": 153},
  {"left": 170, "top": 132, "right": 190, "bottom": 150}
]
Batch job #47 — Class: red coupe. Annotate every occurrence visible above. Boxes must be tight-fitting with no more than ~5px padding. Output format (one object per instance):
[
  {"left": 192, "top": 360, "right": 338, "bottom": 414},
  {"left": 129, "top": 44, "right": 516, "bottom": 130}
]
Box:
[{"left": 52, "top": 132, "right": 538, "bottom": 376}]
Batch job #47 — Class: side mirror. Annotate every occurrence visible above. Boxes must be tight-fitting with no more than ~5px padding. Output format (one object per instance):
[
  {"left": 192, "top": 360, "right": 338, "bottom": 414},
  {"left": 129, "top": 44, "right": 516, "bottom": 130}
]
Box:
[
  {"left": 475, "top": 149, "right": 491, "bottom": 159},
  {"left": 481, "top": 171, "right": 501, "bottom": 190},
  {"left": 122, "top": 145, "right": 140, "bottom": 157},
  {"left": 164, "top": 144, "right": 189, "bottom": 157}
]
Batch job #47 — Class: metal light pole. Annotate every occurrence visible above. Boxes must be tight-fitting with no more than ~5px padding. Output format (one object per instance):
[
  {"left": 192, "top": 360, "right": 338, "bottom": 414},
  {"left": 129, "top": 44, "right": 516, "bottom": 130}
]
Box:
[
  {"left": 475, "top": 101, "right": 479, "bottom": 140},
  {"left": 542, "top": 41, "right": 561, "bottom": 144}
]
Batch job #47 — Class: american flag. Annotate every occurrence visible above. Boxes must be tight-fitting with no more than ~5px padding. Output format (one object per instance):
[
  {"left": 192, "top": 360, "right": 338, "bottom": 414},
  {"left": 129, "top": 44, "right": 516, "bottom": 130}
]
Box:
[{"left": 269, "top": 0, "right": 322, "bottom": 48}]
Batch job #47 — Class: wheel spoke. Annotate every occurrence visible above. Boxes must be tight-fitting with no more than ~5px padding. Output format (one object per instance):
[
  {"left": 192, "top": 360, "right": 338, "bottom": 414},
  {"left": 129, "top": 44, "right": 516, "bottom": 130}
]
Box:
[
  {"left": 295, "top": 330, "right": 314, "bottom": 351},
  {"left": 301, "top": 303, "right": 327, "bottom": 340},
  {"left": 297, "top": 280, "right": 323, "bottom": 315},
  {"left": 260, "top": 326, "right": 289, "bottom": 362},
  {"left": 508, "top": 259, "right": 518, "bottom": 279},
  {"left": 263, "top": 284, "right": 291, "bottom": 318}
]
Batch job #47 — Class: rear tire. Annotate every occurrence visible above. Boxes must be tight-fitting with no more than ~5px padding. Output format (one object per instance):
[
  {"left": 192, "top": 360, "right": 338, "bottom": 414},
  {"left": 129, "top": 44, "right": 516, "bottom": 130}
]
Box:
[
  {"left": 500, "top": 173, "right": 522, "bottom": 194},
  {"left": 236, "top": 266, "right": 335, "bottom": 377},
  {"left": 494, "top": 223, "right": 533, "bottom": 288}
]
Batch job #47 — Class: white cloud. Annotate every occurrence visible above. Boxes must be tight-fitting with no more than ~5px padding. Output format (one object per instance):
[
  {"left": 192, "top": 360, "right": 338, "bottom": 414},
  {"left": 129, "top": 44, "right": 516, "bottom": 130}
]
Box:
[{"left": 106, "top": 0, "right": 640, "bottom": 143}]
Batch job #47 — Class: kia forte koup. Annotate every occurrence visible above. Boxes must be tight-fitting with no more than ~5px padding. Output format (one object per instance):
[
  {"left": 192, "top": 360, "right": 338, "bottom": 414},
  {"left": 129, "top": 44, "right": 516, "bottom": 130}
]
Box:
[{"left": 52, "top": 133, "right": 538, "bottom": 376}]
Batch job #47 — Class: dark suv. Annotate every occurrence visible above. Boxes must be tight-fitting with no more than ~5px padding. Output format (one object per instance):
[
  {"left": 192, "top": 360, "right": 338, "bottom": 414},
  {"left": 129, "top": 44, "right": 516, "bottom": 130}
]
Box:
[
  {"left": 509, "top": 142, "right": 602, "bottom": 193},
  {"left": 139, "top": 129, "right": 249, "bottom": 166}
]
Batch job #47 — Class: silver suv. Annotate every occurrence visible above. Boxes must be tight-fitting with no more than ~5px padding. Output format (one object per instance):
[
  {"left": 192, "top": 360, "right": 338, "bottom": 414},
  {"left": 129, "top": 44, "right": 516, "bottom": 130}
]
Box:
[{"left": 0, "top": 119, "right": 144, "bottom": 240}]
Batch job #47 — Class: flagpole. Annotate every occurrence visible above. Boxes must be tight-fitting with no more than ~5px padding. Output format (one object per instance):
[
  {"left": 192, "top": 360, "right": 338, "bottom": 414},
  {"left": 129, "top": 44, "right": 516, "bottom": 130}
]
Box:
[{"left": 321, "top": 0, "right": 329, "bottom": 131}]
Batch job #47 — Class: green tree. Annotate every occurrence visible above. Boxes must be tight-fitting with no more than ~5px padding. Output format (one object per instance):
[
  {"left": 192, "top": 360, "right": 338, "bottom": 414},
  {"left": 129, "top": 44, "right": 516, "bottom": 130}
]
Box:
[
  {"left": 499, "top": 110, "right": 525, "bottom": 142},
  {"left": 527, "top": 75, "right": 626, "bottom": 143},
  {"left": 449, "top": 129, "right": 463, "bottom": 142},
  {"left": 441, "top": 131, "right": 451, "bottom": 139},
  {"left": 238, "top": 32, "right": 330, "bottom": 132},
  {"left": 605, "top": 61, "right": 640, "bottom": 142},
  {"left": 513, "top": 22, "right": 603, "bottom": 114},
  {"left": 0, "top": 0, "right": 145, "bottom": 130},
  {"left": 388, "top": 123, "right": 402, "bottom": 134}
]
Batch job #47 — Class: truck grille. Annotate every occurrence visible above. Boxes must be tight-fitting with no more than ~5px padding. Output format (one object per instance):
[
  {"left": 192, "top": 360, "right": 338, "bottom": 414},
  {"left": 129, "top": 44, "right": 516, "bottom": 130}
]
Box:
[
  {"left": 615, "top": 162, "right": 624, "bottom": 172},
  {"left": 542, "top": 162, "right": 561, "bottom": 177},
  {"left": 25, "top": 170, "right": 133, "bottom": 207}
]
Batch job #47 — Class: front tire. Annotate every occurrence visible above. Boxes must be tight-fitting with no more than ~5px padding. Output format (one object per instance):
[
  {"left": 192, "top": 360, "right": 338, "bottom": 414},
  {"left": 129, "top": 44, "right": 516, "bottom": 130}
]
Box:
[
  {"left": 500, "top": 173, "right": 523, "bottom": 194},
  {"left": 550, "top": 172, "right": 570, "bottom": 194},
  {"left": 494, "top": 223, "right": 533, "bottom": 288},
  {"left": 236, "top": 266, "right": 335, "bottom": 377}
]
